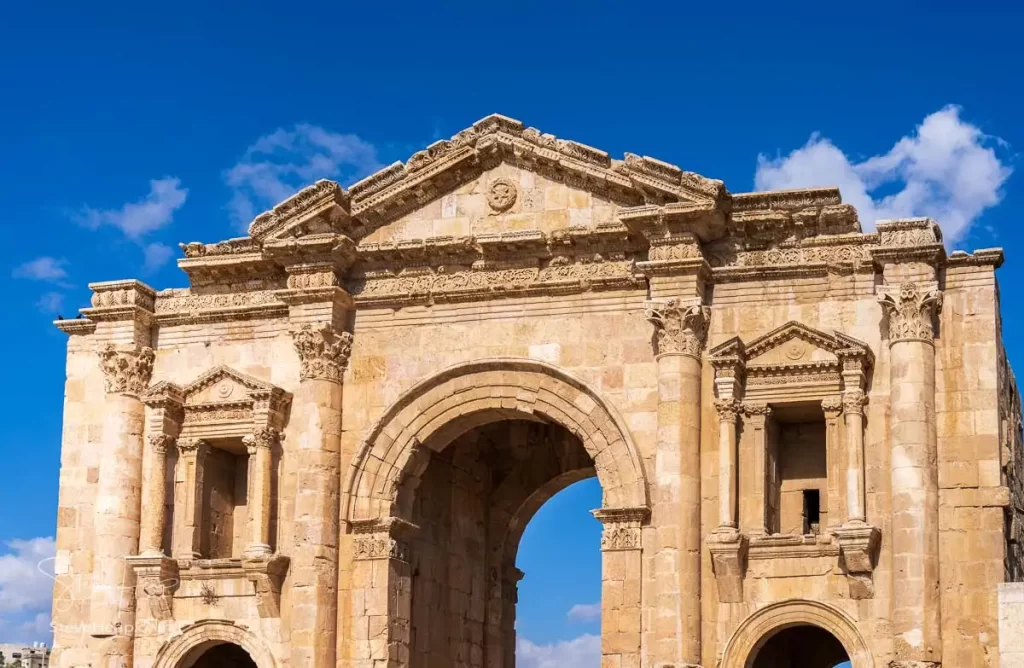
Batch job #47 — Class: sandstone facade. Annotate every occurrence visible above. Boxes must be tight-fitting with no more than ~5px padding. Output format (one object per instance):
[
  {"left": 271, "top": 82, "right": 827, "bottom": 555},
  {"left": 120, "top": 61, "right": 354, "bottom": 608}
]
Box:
[{"left": 51, "top": 114, "right": 1024, "bottom": 667}]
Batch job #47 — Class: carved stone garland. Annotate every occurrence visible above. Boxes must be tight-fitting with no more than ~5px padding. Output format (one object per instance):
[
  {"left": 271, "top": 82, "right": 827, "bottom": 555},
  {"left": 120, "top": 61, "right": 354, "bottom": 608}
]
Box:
[
  {"left": 291, "top": 323, "right": 354, "bottom": 383},
  {"left": 879, "top": 282, "right": 943, "bottom": 343},
  {"left": 644, "top": 299, "right": 711, "bottom": 359},
  {"left": 99, "top": 345, "right": 155, "bottom": 395}
]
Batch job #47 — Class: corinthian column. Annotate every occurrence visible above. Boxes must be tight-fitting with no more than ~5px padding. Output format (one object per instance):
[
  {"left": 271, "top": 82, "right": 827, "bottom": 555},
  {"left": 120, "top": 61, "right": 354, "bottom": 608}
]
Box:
[
  {"left": 881, "top": 282, "right": 943, "bottom": 666},
  {"left": 290, "top": 322, "right": 352, "bottom": 668},
  {"left": 91, "top": 345, "right": 154, "bottom": 658},
  {"left": 243, "top": 427, "right": 276, "bottom": 558},
  {"left": 644, "top": 299, "right": 709, "bottom": 667}
]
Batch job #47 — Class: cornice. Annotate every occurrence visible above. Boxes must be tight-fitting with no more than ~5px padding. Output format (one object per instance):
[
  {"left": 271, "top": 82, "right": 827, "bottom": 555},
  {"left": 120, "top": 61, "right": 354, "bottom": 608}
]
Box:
[{"left": 54, "top": 317, "right": 96, "bottom": 336}]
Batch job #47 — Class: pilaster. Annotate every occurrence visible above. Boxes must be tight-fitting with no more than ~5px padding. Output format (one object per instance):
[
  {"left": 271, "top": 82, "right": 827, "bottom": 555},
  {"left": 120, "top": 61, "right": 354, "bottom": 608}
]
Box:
[{"left": 593, "top": 507, "right": 648, "bottom": 668}]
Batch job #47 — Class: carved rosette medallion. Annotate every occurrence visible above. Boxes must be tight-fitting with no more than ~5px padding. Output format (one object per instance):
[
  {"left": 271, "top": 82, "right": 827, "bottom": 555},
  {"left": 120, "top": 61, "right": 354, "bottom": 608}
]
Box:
[
  {"left": 714, "top": 398, "right": 743, "bottom": 424},
  {"left": 879, "top": 282, "right": 943, "bottom": 344},
  {"left": 644, "top": 299, "right": 711, "bottom": 359},
  {"left": 98, "top": 345, "right": 155, "bottom": 396},
  {"left": 486, "top": 177, "right": 518, "bottom": 212},
  {"left": 291, "top": 323, "right": 354, "bottom": 383},
  {"left": 243, "top": 427, "right": 277, "bottom": 454},
  {"left": 149, "top": 434, "right": 175, "bottom": 455}
]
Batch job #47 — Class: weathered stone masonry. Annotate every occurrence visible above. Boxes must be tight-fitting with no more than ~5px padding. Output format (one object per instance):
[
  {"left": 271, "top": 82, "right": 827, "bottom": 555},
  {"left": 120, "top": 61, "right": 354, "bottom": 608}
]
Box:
[{"left": 51, "top": 113, "right": 1024, "bottom": 668}]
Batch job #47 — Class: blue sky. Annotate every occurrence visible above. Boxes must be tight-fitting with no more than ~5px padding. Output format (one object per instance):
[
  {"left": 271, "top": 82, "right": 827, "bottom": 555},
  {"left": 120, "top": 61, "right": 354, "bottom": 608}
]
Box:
[{"left": 0, "top": 2, "right": 1020, "bottom": 664}]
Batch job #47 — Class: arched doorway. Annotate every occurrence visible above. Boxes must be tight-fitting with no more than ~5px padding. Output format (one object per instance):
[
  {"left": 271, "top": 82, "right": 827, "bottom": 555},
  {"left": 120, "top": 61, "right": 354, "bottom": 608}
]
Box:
[
  {"left": 187, "top": 642, "right": 258, "bottom": 668},
  {"left": 341, "top": 360, "right": 650, "bottom": 668},
  {"left": 747, "top": 625, "right": 850, "bottom": 667},
  {"left": 719, "top": 600, "right": 872, "bottom": 668}
]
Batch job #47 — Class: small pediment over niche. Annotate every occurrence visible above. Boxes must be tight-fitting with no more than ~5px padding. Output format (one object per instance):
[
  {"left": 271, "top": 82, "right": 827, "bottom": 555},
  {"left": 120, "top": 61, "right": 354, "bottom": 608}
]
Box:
[
  {"left": 183, "top": 366, "right": 279, "bottom": 406},
  {"left": 745, "top": 322, "right": 843, "bottom": 367}
]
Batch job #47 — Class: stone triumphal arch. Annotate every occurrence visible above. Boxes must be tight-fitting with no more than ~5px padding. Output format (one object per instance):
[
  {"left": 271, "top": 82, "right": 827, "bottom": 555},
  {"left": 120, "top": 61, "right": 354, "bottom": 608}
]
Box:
[{"left": 52, "top": 113, "right": 1024, "bottom": 668}]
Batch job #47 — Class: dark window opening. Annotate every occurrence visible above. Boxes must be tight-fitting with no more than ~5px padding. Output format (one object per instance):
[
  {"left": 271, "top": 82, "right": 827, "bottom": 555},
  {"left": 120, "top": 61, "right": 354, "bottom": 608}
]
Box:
[{"left": 803, "top": 489, "right": 821, "bottom": 535}]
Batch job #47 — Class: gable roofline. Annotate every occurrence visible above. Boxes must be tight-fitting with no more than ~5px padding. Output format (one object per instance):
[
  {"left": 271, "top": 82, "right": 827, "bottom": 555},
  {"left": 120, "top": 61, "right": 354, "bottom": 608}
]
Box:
[{"left": 246, "top": 113, "right": 731, "bottom": 242}]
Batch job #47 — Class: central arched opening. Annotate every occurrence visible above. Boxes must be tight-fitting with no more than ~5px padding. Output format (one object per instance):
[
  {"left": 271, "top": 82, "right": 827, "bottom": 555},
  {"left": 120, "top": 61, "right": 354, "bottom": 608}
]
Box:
[
  {"left": 747, "top": 624, "right": 850, "bottom": 668},
  {"left": 407, "top": 418, "right": 596, "bottom": 668},
  {"left": 182, "top": 642, "right": 257, "bottom": 668}
]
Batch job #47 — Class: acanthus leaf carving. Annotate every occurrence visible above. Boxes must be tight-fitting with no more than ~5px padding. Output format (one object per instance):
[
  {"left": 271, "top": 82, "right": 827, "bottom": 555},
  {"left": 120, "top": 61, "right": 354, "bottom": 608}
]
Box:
[
  {"left": 291, "top": 323, "right": 354, "bottom": 383},
  {"left": 98, "top": 345, "right": 155, "bottom": 396},
  {"left": 243, "top": 427, "right": 278, "bottom": 454},
  {"left": 644, "top": 299, "right": 711, "bottom": 359},
  {"left": 149, "top": 434, "right": 175, "bottom": 455},
  {"left": 879, "top": 282, "right": 943, "bottom": 344}
]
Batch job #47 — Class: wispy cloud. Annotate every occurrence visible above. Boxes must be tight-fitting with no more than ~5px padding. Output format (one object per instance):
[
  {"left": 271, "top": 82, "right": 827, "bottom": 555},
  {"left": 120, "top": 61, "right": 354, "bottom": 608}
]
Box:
[
  {"left": 225, "top": 123, "right": 383, "bottom": 228},
  {"left": 72, "top": 178, "right": 188, "bottom": 272},
  {"left": 12, "top": 257, "right": 68, "bottom": 282},
  {"left": 0, "top": 537, "right": 55, "bottom": 614},
  {"left": 755, "top": 105, "right": 1012, "bottom": 242},
  {"left": 77, "top": 177, "right": 188, "bottom": 239},
  {"left": 516, "top": 633, "right": 600, "bottom": 668},
  {"left": 142, "top": 242, "right": 174, "bottom": 274},
  {"left": 35, "top": 292, "right": 65, "bottom": 314},
  {"left": 567, "top": 602, "right": 601, "bottom": 623}
]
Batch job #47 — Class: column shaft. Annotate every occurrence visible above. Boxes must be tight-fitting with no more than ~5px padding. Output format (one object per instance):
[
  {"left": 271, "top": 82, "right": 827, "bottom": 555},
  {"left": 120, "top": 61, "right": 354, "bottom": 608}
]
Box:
[
  {"left": 140, "top": 436, "right": 171, "bottom": 555},
  {"left": 174, "top": 440, "right": 208, "bottom": 558},
  {"left": 244, "top": 430, "right": 274, "bottom": 557},
  {"left": 844, "top": 401, "right": 866, "bottom": 523},
  {"left": 717, "top": 404, "right": 739, "bottom": 529}
]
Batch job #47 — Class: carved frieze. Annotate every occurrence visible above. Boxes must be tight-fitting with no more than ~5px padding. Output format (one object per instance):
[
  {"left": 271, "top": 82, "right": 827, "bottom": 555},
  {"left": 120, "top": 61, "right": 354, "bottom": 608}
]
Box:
[
  {"left": 592, "top": 507, "right": 649, "bottom": 552},
  {"left": 644, "top": 299, "right": 710, "bottom": 359},
  {"left": 352, "top": 534, "right": 411, "bottom": 562},
  {"left": 291, "top": 323, "right": 354, "bottom": 383},
  {"left": 879, "top": 282, "right": 943, "bottom": 344},
  {"left": 98, "top": 346, "right": 155, "bottom": 396}
]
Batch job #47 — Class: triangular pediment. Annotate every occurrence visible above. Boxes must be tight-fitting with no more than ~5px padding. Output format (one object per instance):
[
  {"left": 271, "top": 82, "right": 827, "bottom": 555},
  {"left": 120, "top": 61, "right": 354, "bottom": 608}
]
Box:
[
  {"left": 245, "top": 113, "right": 727, "bottom": 244},
  {"left": 183, "top": 366, "right": 278, "bottom": 406},
  {"left": 744, "top": 322, "right": 871, "bottom": 367}
]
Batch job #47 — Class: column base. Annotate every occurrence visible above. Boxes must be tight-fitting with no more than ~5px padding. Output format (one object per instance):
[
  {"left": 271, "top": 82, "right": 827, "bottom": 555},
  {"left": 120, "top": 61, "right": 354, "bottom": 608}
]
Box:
[
  {"left": 125, "top": 555, "right": 179, "bottom": 621},
  {"left": 243, "top": 542, "right": 273, "bottom": 559},
  {"left": 834, "top": 522, "right": 880, "bottom": 599},
  {"left": 707, "top": 527, "right": 747, "bottom": 603}
]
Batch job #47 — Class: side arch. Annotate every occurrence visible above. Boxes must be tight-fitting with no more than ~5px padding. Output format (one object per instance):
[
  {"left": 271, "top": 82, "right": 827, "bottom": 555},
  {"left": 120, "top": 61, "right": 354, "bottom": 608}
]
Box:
[
  {"left": 152, "top": 620, "right": 276, "bottom": 668},
  {"left": 341, "top": 358, "right": 649, "bottom": 523},
  {"left": 720, "top": 599, "right": 874, "bottom": 668}
]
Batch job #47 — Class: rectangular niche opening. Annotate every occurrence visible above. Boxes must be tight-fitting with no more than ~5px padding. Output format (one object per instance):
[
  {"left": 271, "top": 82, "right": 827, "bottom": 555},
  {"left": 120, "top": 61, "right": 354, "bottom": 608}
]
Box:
[
  {"left": 200, "top": 439, "right": 250, "bottom": 559},
  {"left": 768, "top": 402, "right": 828, "bottom": 536}
]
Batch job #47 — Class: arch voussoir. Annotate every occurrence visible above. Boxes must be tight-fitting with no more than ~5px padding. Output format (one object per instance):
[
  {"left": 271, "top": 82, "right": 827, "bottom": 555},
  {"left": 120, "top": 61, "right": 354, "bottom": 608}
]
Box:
[{"left": 342, "top": 359, "right": 650, "bottom": 524}]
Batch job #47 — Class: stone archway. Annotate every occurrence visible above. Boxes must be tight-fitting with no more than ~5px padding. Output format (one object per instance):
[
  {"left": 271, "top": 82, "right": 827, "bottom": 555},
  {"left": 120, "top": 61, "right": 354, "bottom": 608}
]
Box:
[
  {"left": 720, "top": 599, "right": 873, "bottom": 668},
  {"left": 152, "top": 620, "right": 276, "bottom": 668},
  {"left": 339, "top": 359, "right": 650, "bottom": 668}
]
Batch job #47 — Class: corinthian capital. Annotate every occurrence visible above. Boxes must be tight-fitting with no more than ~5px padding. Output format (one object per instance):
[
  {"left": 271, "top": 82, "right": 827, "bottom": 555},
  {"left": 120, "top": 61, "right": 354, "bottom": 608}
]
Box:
[
  {"left": 243, "top": 427, "right": 278, "bottom": 453},
  {"left": 98, "top": 345, "right": 155, "bottom": 396},
  {"left": 644, "top": 299, "right": 711, "bottom": 359},
  {"left": 879, "top": 282, "right": 943, "bottom": 344},
  {"left": 290, "top": 323, "right": 353, "bottom": 383},
  {"left": 714, "top": 398, "right": 743, "bottom": 423},
  {"left": 148, "top": 434, "right": 175, "bottom": 455}
]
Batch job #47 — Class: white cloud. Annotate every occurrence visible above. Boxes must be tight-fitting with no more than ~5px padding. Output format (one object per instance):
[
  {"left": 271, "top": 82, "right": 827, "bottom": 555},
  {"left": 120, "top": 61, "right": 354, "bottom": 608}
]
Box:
[
  {"left": 225, "top": 123, "right": 383, "bottom": 227},
  {"left": 754, "top": 105, "right": 1012, "bottom": 241},
  {"left": 517, "top": 634, "right": 600, "bottom": 668},
  {"left": 35, "top": 292, "right": 65, "bottom": 314},
  {"left": 12, "top": 257, "right": 68, "bottom": 282},
  {"left": 567, "top": 603, "right": 601, "bottom": 623},
  {"left": 0, "top": 537, "right": 55, "bottom": 614},
  {"left": 78, "top": 177, "right": 188, "bottom": 239},
  {"left": 142, "top": 242, "right": 174, "bottom": 273},
  {"left": 19, "top": 611, "right": 53, "bottom": 640}
]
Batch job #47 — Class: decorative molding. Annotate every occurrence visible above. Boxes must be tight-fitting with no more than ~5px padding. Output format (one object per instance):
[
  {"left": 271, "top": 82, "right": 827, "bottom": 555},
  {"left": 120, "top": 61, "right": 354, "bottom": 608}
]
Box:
[
  {"left": 592, "top": 507, "right": 649, "bottom": 552},
  {"left": 242, "top": 554, "right": 289, "bottom": 618},
  {"left": 98, "top": 346, "right": 155, "bottom": 396},
  {"left": 291, "top": 323, "right": 354, "bottom": 383},
  {"left": 352, "top": 534, "right": 411, "bottom": 562},
  {"left": 149, "top": 434, "right": 175, "bottom": 455},
  {"left": 644, "top": 299, "right": 710, "bottom": 359},
  {"left": 243, "top": 427, "right": 277, "bottom": 453},
  {"left": 821, "top": 395, "right": 844, "bottom": 417},
  {"left": 842, "top": 389, "right": 868, "bottom": 415},
  {"left": 707, "top": 529, "right": 748, "bottom": 603},
  {"left": 714, "top": 398, "right": 743, "bottom": 424},
  {"left": 833, "top": 523, "right": 881, "bottom": 599},
  {"left": 126, "top": 555, "right": 179, "bottom": 621},
  {"left": 879, "top": 282, "right": 943, "bottom": 344}
]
